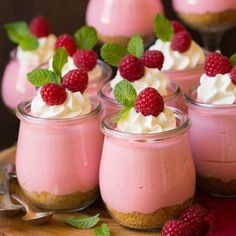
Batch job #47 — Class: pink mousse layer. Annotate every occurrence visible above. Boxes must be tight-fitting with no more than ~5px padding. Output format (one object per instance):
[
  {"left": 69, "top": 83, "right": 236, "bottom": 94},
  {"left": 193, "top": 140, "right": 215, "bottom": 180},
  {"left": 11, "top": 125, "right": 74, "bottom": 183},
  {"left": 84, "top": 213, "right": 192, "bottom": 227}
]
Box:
[
  {"left": 1, "top": 59, "right": 36, "bottom": 110},
  {"left": 173, "top": 0, "right": 236, "bottom": 14},
  {"left": 16, "top": 115, "right": 103, "bottom": 196},
  {"left": 100, "top": 133, "right": 195, "bottom": 214},
  {"left": 86, "top": 0, "right": 163, "bottom": 37}
]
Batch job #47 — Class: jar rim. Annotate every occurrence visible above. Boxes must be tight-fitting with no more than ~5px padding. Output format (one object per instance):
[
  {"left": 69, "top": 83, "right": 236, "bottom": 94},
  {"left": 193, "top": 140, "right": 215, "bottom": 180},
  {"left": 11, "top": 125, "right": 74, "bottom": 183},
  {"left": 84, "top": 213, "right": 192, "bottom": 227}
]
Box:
[
  {"left": 101, "top": 107, "right": 191, "bottom": 142},
  {"left": 163, "top": 64, "right": 204, "bottom": 74}
]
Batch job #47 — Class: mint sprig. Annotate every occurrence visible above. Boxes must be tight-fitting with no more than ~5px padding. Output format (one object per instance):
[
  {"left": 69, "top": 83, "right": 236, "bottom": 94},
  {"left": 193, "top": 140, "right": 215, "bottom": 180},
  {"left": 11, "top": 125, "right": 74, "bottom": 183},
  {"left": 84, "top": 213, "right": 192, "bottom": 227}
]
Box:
[
  {"left": 52, "top": 48, "right": 68, "bottom": 77},
  {"left": 101, "top": 43, "right": 128, "bottom": 67},
  {"left": 74, "top": 26, "right": 98, "bottom": 50},
  {"left": 230, "top": 53, "right": 236, "bottom": 66},
  {"left": 94, "top": 224, "right": 110, "bottom": 236},
  {"left": 127, "top": 34, "right": 144, "bottom": 58},
  {"left": 154, "top": 14, "right": 174, "bottom": 42},
  {"left": 4, "top": 21, "right": 38, "bottom": 51},
  {"left": 63, "top": 214, "right": 100, "bottom": 229}
]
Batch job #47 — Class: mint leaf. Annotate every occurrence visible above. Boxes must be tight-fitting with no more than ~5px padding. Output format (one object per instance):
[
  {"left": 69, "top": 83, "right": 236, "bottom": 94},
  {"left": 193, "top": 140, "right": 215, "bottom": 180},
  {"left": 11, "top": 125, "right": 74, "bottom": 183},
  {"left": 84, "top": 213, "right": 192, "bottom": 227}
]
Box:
[
  {"left": 154, "top": 14, "right": 174, "bottom": 42},
  {"left": 101, "top": 43, "right": 128, "bottom": 67},
  {"left": 114, "top": 80, "right": 137, "bottom": 107},
  {"left": 27, "top": 69, "right": 61, "bottom": 86},
  {"left": 19, "top": 33, "right": 38, "bottom": 51},
  {"left": 74, "top": 26, "right": 98, "bottom": 50},
  {"left": 127, "top": 34, "right": 144, "bottom": 58},
  {"left": 94, "top": 224, "right": 110, "bottom": 236},
  {"left": 52, "top": 48, "right": 68, "bottom": 77},
  {"left": 230, "top": 53, "right": 236, "bottom": 66},
  {"left": 113, "top": 107, "right": 130, "bottom": 124},
  {"left": 63, "top": 214, "right": 100, "bottom": 229}
]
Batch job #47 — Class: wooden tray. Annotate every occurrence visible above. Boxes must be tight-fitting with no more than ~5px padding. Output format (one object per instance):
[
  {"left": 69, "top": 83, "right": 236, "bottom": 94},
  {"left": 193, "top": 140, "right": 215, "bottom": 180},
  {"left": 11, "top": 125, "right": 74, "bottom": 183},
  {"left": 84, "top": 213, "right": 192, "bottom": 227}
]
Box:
[{"left": 0, "top": 147, "right": 161, "bottom": 236}]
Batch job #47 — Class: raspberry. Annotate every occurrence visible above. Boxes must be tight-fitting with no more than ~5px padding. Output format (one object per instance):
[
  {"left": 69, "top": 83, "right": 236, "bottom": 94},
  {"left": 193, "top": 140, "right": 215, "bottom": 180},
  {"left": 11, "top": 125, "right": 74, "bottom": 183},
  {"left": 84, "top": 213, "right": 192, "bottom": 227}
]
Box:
[
  {"left": 55, "top": 34, "right": 77, "bottom": 56},
  {"left": 171, "top": 20, "right": 186, "bottom": 33},
  {"left": 141, "top": 50, "right": 164, "bottom": 70},
  {"left": 205, "top": 52, "right": 232, "bottom": 77},
  {"left": 62, "top": 68, "right": 88, "bottom": 93},
  {"left": 230, "top": 66, "right": 236, "bottom": 85},
  {"left": 162, "top": 220, "right": 192, "bottom": 236},
  {"left": 171, "top": 31, "right": 192, "bottom": 53},
  {"left": 73, "top": 49, "right": 97, "bottom": 72},
  {"left": 40, "top": 83, "right": 67, "bottom": 106},
  {"left": 29, "top": 15, "right": 50, "bottom": 38},
  {"left": 134, "top": 87, "right": 164, "bottom": 117},
  {"left": 180, "top": 204, "right": 208, "bottom": 236},
  {"left": 118, "top": 54, "right": 144, "bottom": 82}
]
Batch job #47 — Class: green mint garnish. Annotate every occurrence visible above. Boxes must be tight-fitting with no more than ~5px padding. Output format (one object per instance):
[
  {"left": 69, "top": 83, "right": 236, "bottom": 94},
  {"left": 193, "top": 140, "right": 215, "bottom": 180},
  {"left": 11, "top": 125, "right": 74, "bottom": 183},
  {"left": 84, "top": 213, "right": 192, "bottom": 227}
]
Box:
[
  {"left": 74, "top": 26, "right": 98, "bottom": 50},
  {"left": 4, "top": 21, "right": 38, "bottom": 51},
  {"left": 127, "top": 34, "right": 144, "bottom": 58},
  {"left": 230, "top": 53, "right": 236, "bottom": 66},
  {"left": 113, "top": 107, "right": 130, "bottom": 123},
  {"left": 52, "top": 48, "right": 68, "bottom": 77},
  {"left": 154, "top": 14, "right": 174, "bottom": 42},
  {"left": 101, "top": 43, "right": 128, "bottom": 67},
  {"left": 63, "top": 214, "right": 100, "bottom": 229},
  {"left": 94, "top": 224, "right": 110, "bottom": 236}
]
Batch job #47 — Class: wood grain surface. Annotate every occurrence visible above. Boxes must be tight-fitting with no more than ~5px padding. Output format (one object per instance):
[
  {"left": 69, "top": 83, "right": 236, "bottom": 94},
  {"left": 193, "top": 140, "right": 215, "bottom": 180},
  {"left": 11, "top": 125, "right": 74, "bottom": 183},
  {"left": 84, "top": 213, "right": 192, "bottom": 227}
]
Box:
[{"left": 0, "top": 146, "right": 161, "bottom": 236}]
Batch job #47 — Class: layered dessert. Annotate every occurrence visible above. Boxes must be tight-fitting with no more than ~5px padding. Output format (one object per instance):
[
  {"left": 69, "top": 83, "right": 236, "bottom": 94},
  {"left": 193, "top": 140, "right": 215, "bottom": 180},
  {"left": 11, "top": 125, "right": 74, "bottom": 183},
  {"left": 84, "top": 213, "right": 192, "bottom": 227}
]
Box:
[
  {"left": 186, "top": 52, "right": 236, "bottom": 196},
  {"left": 100, "top": 80, "right": 195, "bottom": 229},
  {"left": 172, "top": 0, "right": 236, "bottom": 32},
  {"left": 2, "top": 16, "right": 57, "bottom": 110},
  {"left": 53, "top": 26, "right": 112, "bottom": 97},
  {"left": 149, "top": 15, "right": 205, "bottom": 94},
  {"left": 16, "top": 48, "right": 103, "bottom": 211},
  {"left": 86, "top": 0, "right": 163, "bottom": 45}
]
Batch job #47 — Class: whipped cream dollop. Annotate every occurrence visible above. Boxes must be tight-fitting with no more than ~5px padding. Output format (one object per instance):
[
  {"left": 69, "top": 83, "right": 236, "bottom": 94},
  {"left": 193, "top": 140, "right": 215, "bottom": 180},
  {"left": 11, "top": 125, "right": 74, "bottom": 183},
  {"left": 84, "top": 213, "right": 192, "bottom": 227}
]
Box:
[
  {"left": 197, "top": 73, "right": 236, "bottom": 105},
  {"left": 117, "top": 107, "right": 176, "bottom": 134},
  {"left": 31, "top": 89, "right": 91, "bottom": 119},
  {"left": 16, "top": 34, "right": 57, "bottom": 66},
  {"left": 48, "top": 56, "right": 102, "bottom": 80},
  {"left": 111, "top": 67, "right": 169, "bottom": 95},
  {"left": 149, "top": 39, "right": 205, "bottom": 71}
]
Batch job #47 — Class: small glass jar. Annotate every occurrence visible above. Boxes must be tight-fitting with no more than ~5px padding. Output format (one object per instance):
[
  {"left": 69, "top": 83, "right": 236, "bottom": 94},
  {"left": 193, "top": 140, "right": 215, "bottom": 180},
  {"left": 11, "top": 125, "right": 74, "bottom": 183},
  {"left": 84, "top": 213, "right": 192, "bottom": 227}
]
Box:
[
  {"left": 98, "top": 81, "right": 183, "bottom": 116},
  {"left": 185, "top": 86, "right": 236, "bottom": 197},
  {"left": 99, "top": 108, "right": 195, "bottom": 230},
  {"left": 16, "top": 99, "right": 103, "bottom": 211}
]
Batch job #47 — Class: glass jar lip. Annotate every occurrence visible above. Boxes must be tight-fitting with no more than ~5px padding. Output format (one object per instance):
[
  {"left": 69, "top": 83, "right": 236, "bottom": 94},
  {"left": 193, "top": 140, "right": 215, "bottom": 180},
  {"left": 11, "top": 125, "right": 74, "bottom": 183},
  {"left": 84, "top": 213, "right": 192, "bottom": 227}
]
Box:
[
  {"left": 98, "top": 80, "right": 181, "bottom": 104},
  {"left": 101, "top": 107, "right": 191, "bottom": 141},
  {"left": 163, "top": 64, "right": 204, "bottom": 74},
  {"left": 185, "top": 85, "right": 236, "bottom": 110},
  {"left": 16, "top": 97, "right": 102, "bottom": 124}
]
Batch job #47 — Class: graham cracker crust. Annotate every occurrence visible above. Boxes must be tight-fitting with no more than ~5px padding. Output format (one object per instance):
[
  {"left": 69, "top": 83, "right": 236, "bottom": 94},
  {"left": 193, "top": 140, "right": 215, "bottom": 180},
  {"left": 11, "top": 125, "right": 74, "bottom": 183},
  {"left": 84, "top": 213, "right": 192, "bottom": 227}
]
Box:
[
  {"left": 23, "top": 186, "right": 98, "bottom": 211},
  {"left": 197, "top": 176, "right": 236, "bottom": 196},
  {"left": 177, "top": 9, "right": 236, "bottom": 31},
  {"left": 106, "top": 197, "right": 193, "bottom": 230}
]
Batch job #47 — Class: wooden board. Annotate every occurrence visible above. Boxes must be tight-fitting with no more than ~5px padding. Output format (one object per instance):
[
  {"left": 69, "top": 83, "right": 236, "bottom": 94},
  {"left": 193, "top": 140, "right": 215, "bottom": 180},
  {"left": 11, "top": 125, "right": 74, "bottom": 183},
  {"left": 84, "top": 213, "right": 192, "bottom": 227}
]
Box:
[{"left": 0, "top": 147, "right": 161, "bottom": 236}]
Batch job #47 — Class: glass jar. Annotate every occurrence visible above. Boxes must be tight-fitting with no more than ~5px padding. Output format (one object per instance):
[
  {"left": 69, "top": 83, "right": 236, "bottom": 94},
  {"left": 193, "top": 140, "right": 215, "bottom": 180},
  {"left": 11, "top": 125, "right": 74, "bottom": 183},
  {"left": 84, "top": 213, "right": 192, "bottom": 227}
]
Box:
[
  {"left": 186, "top": 86, "right": 236, "bottom": 197},
  {"left": 16, "top": 99, "right": 103, "bottom": 211},
  {"left": 99, "top": 108, "right": 195, "bottom": 230}
]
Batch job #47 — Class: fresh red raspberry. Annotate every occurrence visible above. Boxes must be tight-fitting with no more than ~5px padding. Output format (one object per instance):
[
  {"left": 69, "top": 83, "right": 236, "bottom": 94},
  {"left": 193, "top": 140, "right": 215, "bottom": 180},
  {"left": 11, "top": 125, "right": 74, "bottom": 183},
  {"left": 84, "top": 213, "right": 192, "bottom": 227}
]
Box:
[
  {"left": 171, "top": 31, "right": 192, "bottom": 53},
  {"left": 171, "top": 20, "right": 186, "bottom": 33},
  {"left": 55, "top": 34, "right": 77, "bottom": 56},
  {"left": 205, "top": 52, "right": 232, "bottom": 77},
  {"left": 62, "top": 68, "right": 88, "bottom": 93},
  {"left": 162, "top": 220, "right": 192, "bottom": 236},
  {"left": 40, "top": 83, "right": 67, "bottom": 106},
  {"left": 29, "top": 15, "right": 50, "bottom": 38},
  {"left": 230, "top": 66, "right": 236, "bottom": 85},
  {"left": 141, "top": 50, "right": 164, "bottom": 70},
  {"left": 179, "top": 204, "right": 208, "bottom": 236},
  {"left": 73, "top": 49, "right": 97, "bottom": 72},
  {"left": 134, "top": 87, "right": 164, "bottom": 117},
  {"left": 118, "top": 54, "right": 144, "bottom": 82}
]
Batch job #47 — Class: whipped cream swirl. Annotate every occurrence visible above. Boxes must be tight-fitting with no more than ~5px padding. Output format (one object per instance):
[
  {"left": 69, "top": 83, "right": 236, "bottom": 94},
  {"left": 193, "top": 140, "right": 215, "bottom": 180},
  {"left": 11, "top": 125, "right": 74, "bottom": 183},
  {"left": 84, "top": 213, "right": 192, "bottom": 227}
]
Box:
[
  {"left": 149, "top": 39, "right": 205, "bottom": 71},
  {"left": 117, "top": 107, "right": 176, "bottom": 134},
  {"left": 31, "top": 90, "right": 91, "bottom": 119},
  {"left": 197, "top": 73, "right": 236, "bottom": 105},
  {"left": 16, "top": 34, "right": 57, "bottom": 66},
  {"left": 111, "top": 67, "right": 169, "bottom": 95}
]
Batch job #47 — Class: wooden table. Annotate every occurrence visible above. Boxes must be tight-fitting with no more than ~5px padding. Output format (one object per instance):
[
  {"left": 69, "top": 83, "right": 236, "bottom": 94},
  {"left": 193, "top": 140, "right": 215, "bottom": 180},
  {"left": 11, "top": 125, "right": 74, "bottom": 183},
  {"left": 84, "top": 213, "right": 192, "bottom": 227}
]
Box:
[{"left": 0, "top": 147, "right": 161, "bottom": 236}]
